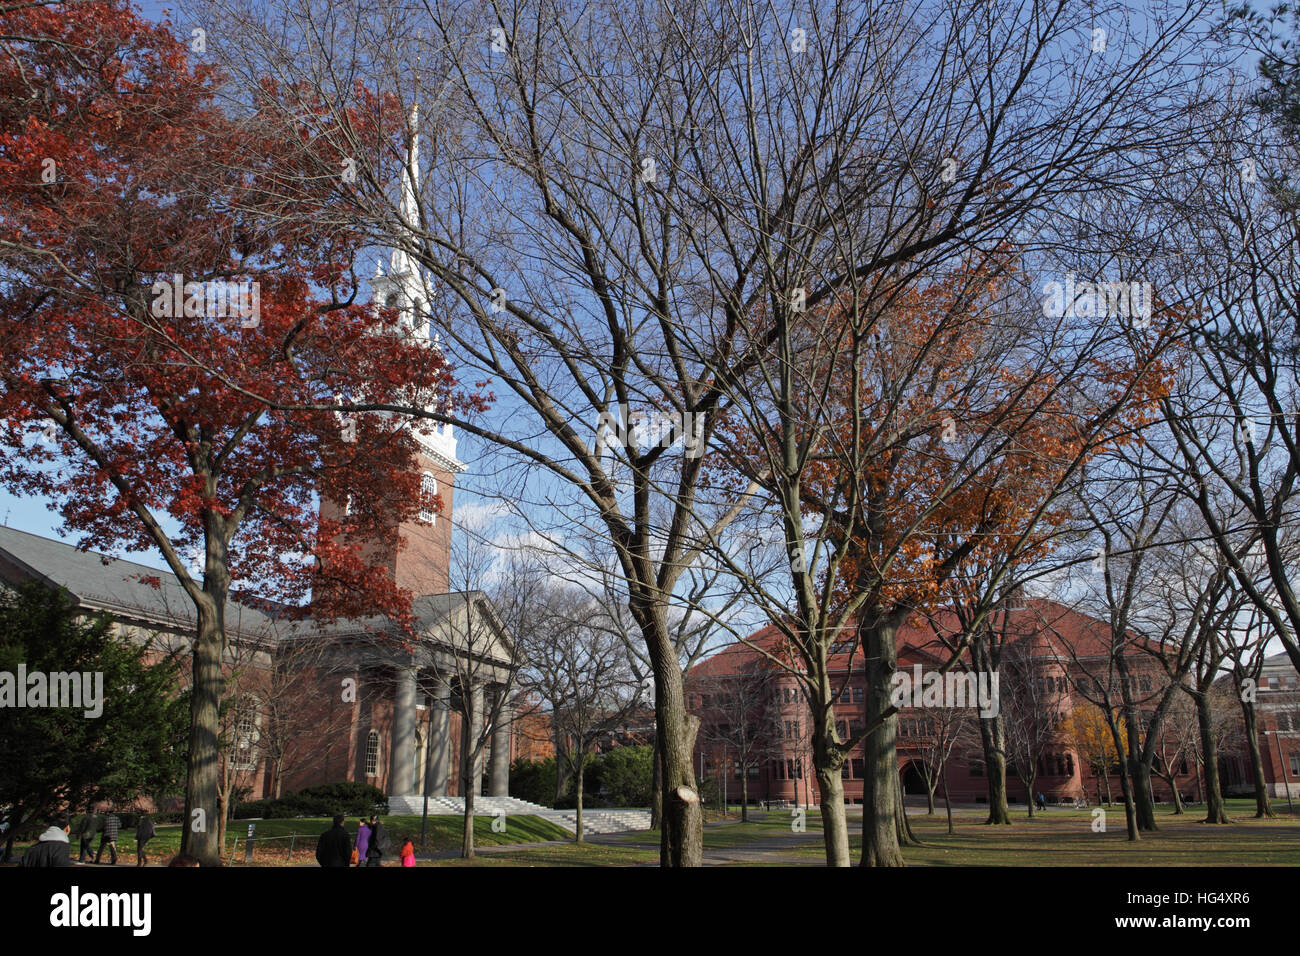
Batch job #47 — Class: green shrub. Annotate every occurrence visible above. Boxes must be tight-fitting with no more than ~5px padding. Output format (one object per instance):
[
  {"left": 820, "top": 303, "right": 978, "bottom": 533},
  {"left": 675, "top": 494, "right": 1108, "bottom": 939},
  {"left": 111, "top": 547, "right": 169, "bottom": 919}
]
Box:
[
  {"left": 233, "top": 782, "right": 388, "bottom": 819},
  {"left": 508, "top": 757, "right": 558, "bottom": 807},
  {"left": 589, "top": 745, "right": 653, "bottom": 807}
]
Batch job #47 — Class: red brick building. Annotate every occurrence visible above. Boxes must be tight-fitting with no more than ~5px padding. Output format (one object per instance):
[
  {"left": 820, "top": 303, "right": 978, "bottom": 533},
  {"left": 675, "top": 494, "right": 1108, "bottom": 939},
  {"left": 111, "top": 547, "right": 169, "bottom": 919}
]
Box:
[{"left": 685, "top": 599, "right": 1255, "bottom": 808}]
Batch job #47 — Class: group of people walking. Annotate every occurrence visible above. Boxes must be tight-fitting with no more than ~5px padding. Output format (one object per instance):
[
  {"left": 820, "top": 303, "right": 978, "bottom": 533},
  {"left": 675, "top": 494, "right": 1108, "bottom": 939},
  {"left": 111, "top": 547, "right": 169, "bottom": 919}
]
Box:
[
  {"left": 315, "top": 814, "right": 415, "bottom": 867},
  {"left": 20, "top": 806, "right": 156, "bottom": 867},
  {"left": 74, "top": 806, "right": 156, "bottom": 865}
]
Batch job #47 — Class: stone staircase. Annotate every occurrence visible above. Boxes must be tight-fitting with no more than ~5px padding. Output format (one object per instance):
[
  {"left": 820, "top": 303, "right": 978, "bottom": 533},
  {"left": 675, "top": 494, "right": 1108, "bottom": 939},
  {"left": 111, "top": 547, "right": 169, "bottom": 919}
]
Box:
[{"left": 385, "top": 794, "right": 652, "bottom": 835}]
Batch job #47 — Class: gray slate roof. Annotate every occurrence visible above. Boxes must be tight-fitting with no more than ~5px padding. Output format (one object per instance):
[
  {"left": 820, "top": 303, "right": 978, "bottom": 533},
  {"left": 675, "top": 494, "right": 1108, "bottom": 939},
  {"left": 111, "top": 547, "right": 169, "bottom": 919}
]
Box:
[
  {"left": 0, "top": 525, "right": 277, "bottom": 637},
  {"left": 0, "top": 527, "right": 510, "bottom": 659}
]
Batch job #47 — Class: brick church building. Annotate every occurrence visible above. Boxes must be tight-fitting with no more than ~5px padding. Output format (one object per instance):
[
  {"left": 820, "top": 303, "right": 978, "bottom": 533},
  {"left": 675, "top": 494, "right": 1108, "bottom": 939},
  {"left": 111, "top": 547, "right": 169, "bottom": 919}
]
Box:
[{"left": 0, "top": 117, "right": 518, "bottom": 809}]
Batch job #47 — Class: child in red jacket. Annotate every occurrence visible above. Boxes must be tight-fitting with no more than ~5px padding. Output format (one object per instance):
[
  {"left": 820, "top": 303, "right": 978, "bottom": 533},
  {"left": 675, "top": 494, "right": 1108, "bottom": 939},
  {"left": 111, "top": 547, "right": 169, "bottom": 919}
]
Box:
[{"left": 400, "top": 838, "right": 415, "bottom": 867}]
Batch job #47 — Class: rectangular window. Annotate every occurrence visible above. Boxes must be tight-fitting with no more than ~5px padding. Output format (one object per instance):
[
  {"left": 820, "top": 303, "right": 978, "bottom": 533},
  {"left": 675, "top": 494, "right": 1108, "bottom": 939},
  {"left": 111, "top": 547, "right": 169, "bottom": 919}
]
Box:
[
  {"left": 970, "top": 761, "right": 985, "bottom": 777},
  {"left": 1291, "top": 755, "right": 1300, "bottom": 777},
  {"left": 851, "top": 758, "right": 865, "bottom": 778}
]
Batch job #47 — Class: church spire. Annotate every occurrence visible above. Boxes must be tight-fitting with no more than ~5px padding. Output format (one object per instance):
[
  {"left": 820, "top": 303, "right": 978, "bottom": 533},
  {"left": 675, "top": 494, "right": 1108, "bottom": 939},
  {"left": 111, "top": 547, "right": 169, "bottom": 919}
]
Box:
[{"left": 389, "top": 103, "right": 421, "bottom": 281}]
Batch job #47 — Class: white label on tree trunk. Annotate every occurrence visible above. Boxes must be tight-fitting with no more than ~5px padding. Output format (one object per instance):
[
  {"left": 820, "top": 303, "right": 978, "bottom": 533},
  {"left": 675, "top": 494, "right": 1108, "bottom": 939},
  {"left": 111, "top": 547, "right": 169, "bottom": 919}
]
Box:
[
  {"left": 191, "top": 808, "right": 206, "bottom": 833},
  {"left": 1090, "top": 807, "right": 1106, "bottom": 832},
  {"left": 790, "top": 807, "right": 805, "bottom": 832},
  {"left": 341, "top": 677, "right": 357, "bottom": 702}
]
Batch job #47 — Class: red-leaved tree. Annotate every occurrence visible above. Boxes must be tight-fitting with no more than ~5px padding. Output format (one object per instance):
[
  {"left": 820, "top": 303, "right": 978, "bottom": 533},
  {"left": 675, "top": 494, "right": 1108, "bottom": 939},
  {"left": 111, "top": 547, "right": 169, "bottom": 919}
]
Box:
[{"left": 0, "top": 1, "right": 482, "bottom": 864}]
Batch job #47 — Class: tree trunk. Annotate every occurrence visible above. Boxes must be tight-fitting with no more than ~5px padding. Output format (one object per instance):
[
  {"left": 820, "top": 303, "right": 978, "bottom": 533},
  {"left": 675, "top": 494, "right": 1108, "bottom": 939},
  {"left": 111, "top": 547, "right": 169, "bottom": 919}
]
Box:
[
  {"left": 643, "top": 597, "right": 702, "bottom": 867},
  {"left": 1160, "top": 772, "right": 1183, "bottom": 814},
  {"left": 461, "top": 698, "right": 477, "bottom": 859},
  {"left": 181, "top": 578, "right": 226, "bottom": 867},
  {"left": 574, "top": 759, "right": 585, "bottom": 844},
  {"left": 925, "top": 781, "right": 936, "bottom": 815},
  {"left": 1240, "top": 700, "right": 1274, "bottom": 818},
  {"left": 942, "top": 757, "right": 954, "bottom": 834},
  {"left": 1131, "top": 758, "right": 1158, "bottom": 831},
  {"left": 1024, "top": 775, "right": 1036, "bottom": 818},
  {"left": 977, "top": 714, "right": 1012, "bottom": 824},
  {"left": 1116, "top": 656, "right": 1156, "bottom": 833},
  {"left": 740, "top": 767, "right": 749, "bottom": 823},
  {"left": 1195, "top": 692, "right": 1228, "bottom": 824},
  {"left": 649, "top": 735, "right": 662, "bottom": 829},
  {"left": 814, "top": 764, "right": 850, "bottom": 866},
  {"left": 554, "top": 731, "right": 571, "bottom": 807},
  {"left": 216, "top": 785, "right": 228, "bottom": 862},
  {"left": 1107, "top": 719, "right": 1139, "bottom": 841},
  {"left": 861, "top": 621, "right": 905, "bottom": 866},
  {"left": 896, "top": 783, "right": 920, "bottom": 846}
]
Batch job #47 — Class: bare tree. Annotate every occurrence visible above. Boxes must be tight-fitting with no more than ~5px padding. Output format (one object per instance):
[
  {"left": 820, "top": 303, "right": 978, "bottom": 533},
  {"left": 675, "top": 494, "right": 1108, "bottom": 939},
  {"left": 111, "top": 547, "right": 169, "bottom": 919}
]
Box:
[
  {"left": 1150, "top": 691, "right": 1199, "bottom": 813},
  {"left": 428, "top": 528, "right": 522, "bottom": 859},
  {"left": 511, "top": 581, "right": 644, "bottom": 841},
  {"left": 913, "top": 706, "right": 977, "bottom": 833},
  {"left": 181, "top": 0, "right": 1228, "bottom": 868},
  {"left": 694, "top": 658, "right": 784, "bottom": 822},
  {"left": 1000, "top": 641, "right": 1065, "bottom": 819},
  {"left": 1225, "top": 605, "right": 1283, "bottom": 817}
]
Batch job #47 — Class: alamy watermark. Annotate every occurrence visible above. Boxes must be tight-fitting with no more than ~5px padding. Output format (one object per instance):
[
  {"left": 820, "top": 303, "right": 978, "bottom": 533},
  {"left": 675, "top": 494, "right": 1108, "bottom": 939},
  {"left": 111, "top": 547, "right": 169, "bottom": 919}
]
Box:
[
  {"left": 150, "top": 274, "right": 260, "bottom": 327},
  {"left": 889, "top": 665, "right": 999, "bottom": 718},
  {"left": 1040, "top": 273, "right": 1152, "bottom": 326},
  {"left": 0, "top": 664, "right": 103, "bottom": 718},
  {"left": 596, "top": 405, "right": 704, "bottom": 459}
]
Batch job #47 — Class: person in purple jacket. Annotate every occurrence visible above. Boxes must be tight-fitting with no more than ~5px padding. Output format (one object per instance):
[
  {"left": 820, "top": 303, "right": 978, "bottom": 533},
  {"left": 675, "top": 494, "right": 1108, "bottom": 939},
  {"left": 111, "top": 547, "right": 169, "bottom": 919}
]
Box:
[{"left": 353, "top": 818, "right": 371, "bottom": 867}]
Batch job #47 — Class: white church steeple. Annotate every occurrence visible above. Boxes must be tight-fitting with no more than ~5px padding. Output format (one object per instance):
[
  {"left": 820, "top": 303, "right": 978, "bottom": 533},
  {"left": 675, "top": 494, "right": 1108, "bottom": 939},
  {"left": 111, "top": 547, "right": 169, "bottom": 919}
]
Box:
[
  {"left": 370, "top": 103, "right": 464, "bottom": 475},
  {"left": 372, "top": 104, "right": 435, "bottom": 344}
]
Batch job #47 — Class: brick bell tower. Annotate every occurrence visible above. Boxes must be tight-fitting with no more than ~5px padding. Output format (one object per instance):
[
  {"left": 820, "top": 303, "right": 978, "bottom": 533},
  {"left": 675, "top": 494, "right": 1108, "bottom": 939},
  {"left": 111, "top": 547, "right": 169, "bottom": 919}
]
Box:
[{"left": 320, "top": 104, "right": 466, "bottom": 596}]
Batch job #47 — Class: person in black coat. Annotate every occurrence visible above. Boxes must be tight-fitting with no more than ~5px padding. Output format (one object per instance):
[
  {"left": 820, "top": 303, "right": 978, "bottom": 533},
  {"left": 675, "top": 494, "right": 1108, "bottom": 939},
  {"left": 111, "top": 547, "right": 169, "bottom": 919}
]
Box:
[
  {"left": 136, "top": 814, "right": 156, "bottom": 867},
  {"left": 366, "top": 814, "right": 391, "bottom": 867},
  {"left": 75, "top": 809, "right": 97, "bottom": 863},
  {"left": 21, "top": 815, "right": 72, "bottom": 867},
  {"left": 315, "top": 814, "right": 352, "bottom": 867}
]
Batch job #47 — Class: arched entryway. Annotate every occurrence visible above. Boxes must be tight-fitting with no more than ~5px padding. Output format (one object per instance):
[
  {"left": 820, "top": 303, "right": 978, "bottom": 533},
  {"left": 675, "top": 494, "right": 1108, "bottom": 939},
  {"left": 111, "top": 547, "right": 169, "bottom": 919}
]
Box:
[{"left": 900, "top": 760, "right": 927, "bottom": 795}]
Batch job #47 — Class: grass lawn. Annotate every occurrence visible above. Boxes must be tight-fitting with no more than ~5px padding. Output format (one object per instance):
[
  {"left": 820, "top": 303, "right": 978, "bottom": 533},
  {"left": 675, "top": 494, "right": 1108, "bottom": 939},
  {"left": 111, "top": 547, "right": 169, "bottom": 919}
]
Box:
[
  {"left": 11, "top": 798, "right": 1295, "bottom": 866},
  {"left": 423, "top": 798, "right": 1300, "bottom": 866},
  {"left": 778, "top": 803, "right": 1300, "bottom": 866},
  {"left": 7, "top": 813, "right": 571, "bottom": 866}
]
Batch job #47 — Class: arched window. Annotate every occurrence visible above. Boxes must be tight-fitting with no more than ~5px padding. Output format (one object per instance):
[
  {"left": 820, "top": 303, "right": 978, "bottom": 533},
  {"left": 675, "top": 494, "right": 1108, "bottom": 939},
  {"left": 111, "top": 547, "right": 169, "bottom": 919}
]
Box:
[
  {"left": 234, "top": 696, "right": 260, "bottom": 771},
  {"left": 365, "top": 730, "right": 380, "bottom": 776},
  {"left": 419, "top": 472, "right": 437, "bottom": 524},
  {"left": 385, "top": 293, "right": 400, "bottom": 310}
]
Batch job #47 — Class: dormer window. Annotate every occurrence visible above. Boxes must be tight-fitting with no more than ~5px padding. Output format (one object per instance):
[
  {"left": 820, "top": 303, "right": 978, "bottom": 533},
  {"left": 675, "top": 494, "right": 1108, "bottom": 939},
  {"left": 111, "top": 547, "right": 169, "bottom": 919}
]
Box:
[{"left": 419, "top": 472, "right": 437, "bottom": 524}]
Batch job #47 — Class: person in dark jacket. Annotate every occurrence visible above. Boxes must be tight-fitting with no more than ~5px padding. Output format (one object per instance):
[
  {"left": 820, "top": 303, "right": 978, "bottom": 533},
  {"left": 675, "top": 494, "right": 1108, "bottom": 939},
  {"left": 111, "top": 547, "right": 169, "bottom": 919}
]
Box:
[
  {"left": 21, "top": 815, "right": 72, "bottom": 867},
  {"left": 75, "top": 809, "right": 97, "bottom": 863},
  {"left": 315, "top": 814, "right": 351, "bottom": 867},
  {"left": 94, "top": 808, "right": 120, "bottom": 865},
  {"left": 135, "top": 813, "right": 156, "bottom": 867},
  {"left": 366, "top": 814, "right": 391, "bottom": 867}
]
